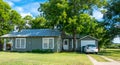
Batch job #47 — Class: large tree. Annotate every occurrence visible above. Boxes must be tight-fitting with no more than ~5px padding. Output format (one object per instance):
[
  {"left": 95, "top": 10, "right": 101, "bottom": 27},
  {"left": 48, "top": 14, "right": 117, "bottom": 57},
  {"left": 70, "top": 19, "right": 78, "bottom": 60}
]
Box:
[
  {"left": 39, "top": 0, "right": 107, "bottom": 51},
  {"left": 104, "top": 0, "right": 120, "bottom": 39},
  {"left": 0, "top": 0, "right": 11, "bottom": 35},
  {"left": 10, "top": 10, "right": 25, "bottom": 31},
  {"left": 0, "top": 0, "right": 24, "bottom": 43}
]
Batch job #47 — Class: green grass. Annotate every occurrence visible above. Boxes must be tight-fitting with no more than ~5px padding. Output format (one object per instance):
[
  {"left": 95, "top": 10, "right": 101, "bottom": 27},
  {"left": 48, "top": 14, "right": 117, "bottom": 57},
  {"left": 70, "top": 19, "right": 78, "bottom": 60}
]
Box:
[
  {"left": 89, "top": 54, "right": 109, "bottom": 62},
  {"left": 100, "top": 49, "right": 120, "bottom": 61},
  {"left": 0, "top": 52, "right": 92, "bottom": 65}
]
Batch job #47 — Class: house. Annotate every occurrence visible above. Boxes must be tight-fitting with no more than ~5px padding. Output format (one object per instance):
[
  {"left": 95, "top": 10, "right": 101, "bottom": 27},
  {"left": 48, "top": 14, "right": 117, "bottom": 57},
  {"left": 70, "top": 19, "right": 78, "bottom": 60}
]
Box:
[{"left": 1, "top": 29, "right": 98, "bottom": 52}]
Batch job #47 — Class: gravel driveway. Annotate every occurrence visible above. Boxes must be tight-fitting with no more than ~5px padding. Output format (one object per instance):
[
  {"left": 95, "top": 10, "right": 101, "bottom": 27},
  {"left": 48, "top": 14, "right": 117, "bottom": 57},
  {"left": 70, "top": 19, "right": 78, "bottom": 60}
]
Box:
[{"left": 87, "top": 55, "right": 120, "bottom": 65}]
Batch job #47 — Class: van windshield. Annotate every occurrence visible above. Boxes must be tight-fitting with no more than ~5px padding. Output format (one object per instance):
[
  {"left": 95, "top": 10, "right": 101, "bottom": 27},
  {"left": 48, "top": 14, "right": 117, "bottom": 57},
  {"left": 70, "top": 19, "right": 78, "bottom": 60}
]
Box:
[{"left": 88, "top": 45, "right": 96, "bottom": 47}]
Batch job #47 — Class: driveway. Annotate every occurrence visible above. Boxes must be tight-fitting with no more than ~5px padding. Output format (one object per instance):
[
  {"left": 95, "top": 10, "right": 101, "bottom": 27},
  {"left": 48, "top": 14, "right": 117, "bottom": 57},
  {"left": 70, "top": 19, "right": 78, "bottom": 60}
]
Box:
[{"left": 87, "top": 55, "right": 120, "bottom": 65}]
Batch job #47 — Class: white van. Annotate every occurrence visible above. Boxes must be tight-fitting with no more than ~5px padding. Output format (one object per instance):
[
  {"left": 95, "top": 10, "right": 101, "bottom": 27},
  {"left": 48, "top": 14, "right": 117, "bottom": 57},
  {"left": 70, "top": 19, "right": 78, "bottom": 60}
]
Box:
[{"left": 84, "top": 44, "right": 98, "bottom": 54}]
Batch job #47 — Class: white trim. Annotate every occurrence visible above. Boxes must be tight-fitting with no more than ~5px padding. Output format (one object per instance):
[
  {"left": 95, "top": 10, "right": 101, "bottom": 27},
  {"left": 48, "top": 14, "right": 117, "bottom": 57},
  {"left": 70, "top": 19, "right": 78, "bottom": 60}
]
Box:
[
  {"left": 42, "top": 38, "right": 54, "bottom": 49},
  {"left": 3, "top": 39, "right": 6, "bottom": 51},
  {"left": 72, "top": 39, "right": 73, "bottom": 48},
  {"left": 76, "top": 39, "right": 78, "bottom": 48},
  {"left": 15, "top": 38, "right": 26, "bottom": 49},
  {"left": 81, "top": 40, "right": 96, "bottom": 51},
  {"left": 80, "top": 35, "right": 98, "bottom": 41},
  {"left": 72, "top": 39, "right": 78, "bottom": 48}
]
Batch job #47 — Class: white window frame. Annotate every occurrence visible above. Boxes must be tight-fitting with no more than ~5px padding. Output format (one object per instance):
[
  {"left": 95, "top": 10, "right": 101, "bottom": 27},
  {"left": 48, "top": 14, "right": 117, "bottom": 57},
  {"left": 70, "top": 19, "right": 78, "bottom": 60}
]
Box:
[
  {"left": 15, "top": 38, "right": 26, "bottom": 49},
  {"left": 72, "top": 39, "right": 78, "bottom": 48},
  {"left": 42, "top": 38, "right": 54, "bottom": 49}
]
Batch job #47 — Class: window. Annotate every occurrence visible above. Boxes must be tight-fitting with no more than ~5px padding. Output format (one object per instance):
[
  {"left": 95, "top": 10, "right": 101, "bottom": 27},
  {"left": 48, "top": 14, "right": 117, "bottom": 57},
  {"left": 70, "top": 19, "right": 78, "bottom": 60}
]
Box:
[
  {"left": 15, "top": 38, "right": 26, "bottom": 49},
  {"left": 42, "top": 38, "right": 54, "bottom": 49}
]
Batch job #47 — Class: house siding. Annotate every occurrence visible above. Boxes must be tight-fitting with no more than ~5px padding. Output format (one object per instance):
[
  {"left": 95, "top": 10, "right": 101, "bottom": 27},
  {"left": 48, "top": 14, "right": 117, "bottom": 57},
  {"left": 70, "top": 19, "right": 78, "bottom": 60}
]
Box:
[{"left": 11, "top": 37, "right": 60, "bottom": 52}]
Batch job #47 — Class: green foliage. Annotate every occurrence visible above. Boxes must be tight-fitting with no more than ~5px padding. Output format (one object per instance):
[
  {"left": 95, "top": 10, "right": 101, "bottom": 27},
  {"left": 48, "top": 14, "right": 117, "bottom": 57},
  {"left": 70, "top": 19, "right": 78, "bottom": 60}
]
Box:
[
  {"left": 39, "top": 0, "right": 107, "bottom": 50},
  {"left": 0, "top": 0, "right": 11, "bottom": 35},
  {"left": 0, "top": 0, "right": 25, "bottom": 44},
  {"left": 106, "top": 44, "right": 120, "bottom": 49},
  {"left": 30, "top": 16, "right": 47, "bottom": 29},
  {"left": 23, "top": 15, "right": 33, "bottom": 21},
  {"left": 23, "top": 15, "right": 33, "bottom": 29},
  {"left": 10, "top": 10, "right": 25, "bottom": 31},
  {"left": 104, "top": 0, "right": 120, "bottom": 39},
  {"left": 39, "top": 0, "right": 68, "bottom": 28}
]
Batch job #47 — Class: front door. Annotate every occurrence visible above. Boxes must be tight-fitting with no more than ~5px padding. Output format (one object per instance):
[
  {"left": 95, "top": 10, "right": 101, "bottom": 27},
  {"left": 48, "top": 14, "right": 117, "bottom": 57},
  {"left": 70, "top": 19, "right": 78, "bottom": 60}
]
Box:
[{"left": 63, "top": 39, "right": 69, "bottom": 50}]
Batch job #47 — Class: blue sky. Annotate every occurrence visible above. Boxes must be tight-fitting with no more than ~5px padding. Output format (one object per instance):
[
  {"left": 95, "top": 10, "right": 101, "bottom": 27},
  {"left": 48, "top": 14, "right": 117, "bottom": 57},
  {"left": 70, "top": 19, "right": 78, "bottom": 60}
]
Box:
[
  {"left": 4, "top": 0, "right": 103, "bottom": 20},
  {"left": 4, "top": 0, "right": 47, "bottom": 17}
]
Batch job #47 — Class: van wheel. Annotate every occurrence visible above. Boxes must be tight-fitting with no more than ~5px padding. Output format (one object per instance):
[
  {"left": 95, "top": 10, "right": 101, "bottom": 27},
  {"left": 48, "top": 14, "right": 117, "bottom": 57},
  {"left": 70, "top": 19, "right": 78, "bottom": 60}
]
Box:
[{"left": 95, "top": 52, "right": 98, "bottom": 54}]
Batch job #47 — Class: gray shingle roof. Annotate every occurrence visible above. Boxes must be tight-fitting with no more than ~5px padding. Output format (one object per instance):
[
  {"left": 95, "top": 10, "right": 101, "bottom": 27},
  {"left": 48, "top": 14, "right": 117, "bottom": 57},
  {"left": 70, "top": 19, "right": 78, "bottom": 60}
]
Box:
[{"left": 1, "top": 29, "right": 61, "bottom": 38}]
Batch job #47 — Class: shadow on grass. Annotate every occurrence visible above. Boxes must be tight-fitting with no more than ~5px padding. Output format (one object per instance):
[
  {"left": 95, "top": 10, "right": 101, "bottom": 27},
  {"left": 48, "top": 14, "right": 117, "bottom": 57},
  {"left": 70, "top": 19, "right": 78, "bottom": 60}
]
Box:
[{"left": 98, "top": 49, "right": 120, "bottom": 56}]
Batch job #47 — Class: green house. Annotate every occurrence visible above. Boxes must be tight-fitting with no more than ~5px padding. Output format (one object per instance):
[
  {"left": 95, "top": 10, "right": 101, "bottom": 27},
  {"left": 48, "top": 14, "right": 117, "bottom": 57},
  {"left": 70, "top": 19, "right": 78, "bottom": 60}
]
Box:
[{"left": 1, "top": 29, "right": 98, "bottom": 52}]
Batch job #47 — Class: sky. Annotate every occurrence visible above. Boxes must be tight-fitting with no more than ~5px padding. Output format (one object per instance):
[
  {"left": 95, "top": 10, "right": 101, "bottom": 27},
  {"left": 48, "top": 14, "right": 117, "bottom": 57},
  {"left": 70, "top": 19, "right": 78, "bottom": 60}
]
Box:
[
  {"left": 4, "top": 0, "right": 47, "bottom": 17},
  {"left": 4, "top": 0, "right": 103, "bottom": 20}
]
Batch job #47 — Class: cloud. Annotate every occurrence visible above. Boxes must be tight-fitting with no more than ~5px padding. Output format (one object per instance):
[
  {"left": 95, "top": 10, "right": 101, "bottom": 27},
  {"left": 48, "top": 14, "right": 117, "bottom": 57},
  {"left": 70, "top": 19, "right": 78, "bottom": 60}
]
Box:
[
  {"left": 14, "top": 6, "right": 24, "bottom": 12},
  {"left": 93, "top": 10, "right": 103, "bottom": 20},
  {"left": 4, "top": 0, "right": 14, "bottom": 6},
  {"left": 4, "top": 0, "right": 46, "bottom": 17},
  {"left": 20, "top": 12, "right": 32, "bottom": 18},
  {"left": 9, "top": 0, "right": 21, "bottom": 2},
  {"left": 22, "top": 2, "right": 40, "bottom": 17},
  {"left": 13, "top": 2, "right": 40, "bottom": 17},
  {"left": 13, "top": 6, "right": 32, "bottom": 18}
]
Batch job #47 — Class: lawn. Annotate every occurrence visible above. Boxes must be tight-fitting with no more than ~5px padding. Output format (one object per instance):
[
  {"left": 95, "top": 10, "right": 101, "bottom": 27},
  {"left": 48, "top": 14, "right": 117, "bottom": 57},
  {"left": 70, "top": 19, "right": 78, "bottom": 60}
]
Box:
[
  {"left": 89, "top": 54, "right": 109, "bottom": 62},
  {"left": 100, "top": 49, "right": 120, "bottom": 61},
  {"left": 0, "top": 52, "right": 92, "bottom": 65}
]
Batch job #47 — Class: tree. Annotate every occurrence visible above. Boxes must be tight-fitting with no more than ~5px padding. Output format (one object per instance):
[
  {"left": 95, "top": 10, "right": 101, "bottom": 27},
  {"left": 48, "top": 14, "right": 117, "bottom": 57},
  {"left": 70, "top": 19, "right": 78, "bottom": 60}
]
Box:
[
  {"left": 39, "top": 0, "right": 107, "bottom": 51},
  {"left": 10, "top": 10, "right": 25, "bottom": 31},
  {"left": 30, "top": 16, "right": 47, "bottom": 29},
  {"left": 23, "top": 15, "right": 33, "bottom": 29},
  {"left": 0, "top": 0, "right": 11, "bottom": 36},
  {"left": 39, "top": 0, "right": 106, "bottom": 50},
  {"left": 104, "top": 0, "right": 120, "bottom": 40},
  {"left": 0, "top": 0, "right": 24, "bottom": 43}
]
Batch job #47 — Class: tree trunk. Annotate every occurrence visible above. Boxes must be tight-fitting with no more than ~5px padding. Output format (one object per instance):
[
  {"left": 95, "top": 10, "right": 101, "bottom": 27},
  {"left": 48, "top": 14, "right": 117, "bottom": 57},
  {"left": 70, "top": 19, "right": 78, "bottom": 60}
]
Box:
[{"left": 73, "top": 29, "right": 76, "bottom": 51}]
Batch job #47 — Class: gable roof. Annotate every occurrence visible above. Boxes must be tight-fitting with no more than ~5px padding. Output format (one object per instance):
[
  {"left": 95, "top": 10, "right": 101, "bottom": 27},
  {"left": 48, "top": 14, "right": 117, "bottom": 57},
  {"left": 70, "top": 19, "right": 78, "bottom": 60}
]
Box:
[
  {"left": 1, "top": 29, "right": 61, "bottom": 38},
  {"left": 80, "top": 35, "right": 99, "bottom": 41}
]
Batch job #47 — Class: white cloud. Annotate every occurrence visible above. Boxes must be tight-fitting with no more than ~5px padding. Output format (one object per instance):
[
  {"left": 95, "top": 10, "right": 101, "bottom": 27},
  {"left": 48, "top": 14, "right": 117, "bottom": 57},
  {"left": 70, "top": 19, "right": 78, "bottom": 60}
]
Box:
[
  {"left": 20, "top": 12, "right": 32, "bottom": 18},
  {"left": 4, "top": 0, "right": 42, "bottom": 17},
  {"left": 14, "top": 6, "right": 24, "bottom": 12},
  {"left": 4, "top": 0, "right": 14, "bottom": 6},
  {"left": 9, "top": 0, "right": 21, "bottom": 2},
  {"left": 13, "top": 6, "right": 32, "bottom": 18},
  {"left": 93, "top": 10, "right": 103, "bottom": 20},
  {"left": 22, "top": 2, "right": 40, "bottom": 17},
  {"left": 15, "top": 7, "right": 32, "bottom": 17}
]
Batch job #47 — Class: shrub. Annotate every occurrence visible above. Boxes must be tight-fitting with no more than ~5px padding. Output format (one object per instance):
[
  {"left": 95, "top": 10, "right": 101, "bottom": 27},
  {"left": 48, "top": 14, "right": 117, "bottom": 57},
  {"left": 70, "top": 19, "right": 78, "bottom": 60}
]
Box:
[
  {"left": 32, "top": 49, "right": 53, "bottom": 53},
  {"left": 106, "top": 44, "right": 120, "bottom": 49},
  {"left": 0, "top": 43, "right": 3, "bottom": 51}
]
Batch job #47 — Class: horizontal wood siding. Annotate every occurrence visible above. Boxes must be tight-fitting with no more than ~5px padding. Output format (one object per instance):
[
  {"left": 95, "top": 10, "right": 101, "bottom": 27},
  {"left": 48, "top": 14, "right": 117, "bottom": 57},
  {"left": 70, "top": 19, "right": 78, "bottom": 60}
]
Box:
[{"left": 12, "top": 37, "right": 60, "bottom": 52}]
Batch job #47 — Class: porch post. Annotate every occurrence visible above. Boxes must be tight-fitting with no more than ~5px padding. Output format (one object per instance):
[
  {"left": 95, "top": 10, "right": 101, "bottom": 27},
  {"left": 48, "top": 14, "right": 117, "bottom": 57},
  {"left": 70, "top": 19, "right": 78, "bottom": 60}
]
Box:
[{"left": 3, "top": 39, "right": 6, "bottom": 51}]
